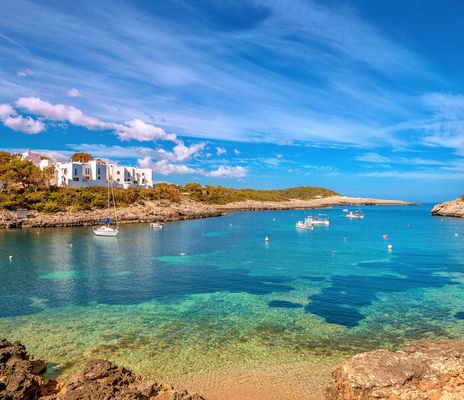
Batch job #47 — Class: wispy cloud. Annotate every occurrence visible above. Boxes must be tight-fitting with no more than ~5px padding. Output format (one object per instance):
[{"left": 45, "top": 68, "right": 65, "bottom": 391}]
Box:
[
  {"left": 0, "top": 0, "right": 439, "bottom": 148},
  {"left": 67, "top": 88, "right": 81, "bottom": 97}
]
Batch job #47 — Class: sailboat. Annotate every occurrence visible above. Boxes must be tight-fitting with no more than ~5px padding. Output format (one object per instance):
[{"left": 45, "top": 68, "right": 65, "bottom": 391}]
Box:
[{"left": 93, "top": 179, "right": 119, "bottom": 237}]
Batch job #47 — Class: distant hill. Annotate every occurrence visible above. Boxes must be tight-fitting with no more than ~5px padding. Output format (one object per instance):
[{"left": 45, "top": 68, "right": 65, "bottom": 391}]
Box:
[{"left": 183, "top": 184, "right": 339, "bottom": 205}]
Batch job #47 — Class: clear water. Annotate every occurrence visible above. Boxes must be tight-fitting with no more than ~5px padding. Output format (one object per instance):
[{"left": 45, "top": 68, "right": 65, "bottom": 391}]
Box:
[{"left": 0, "top": 205, "right": 463, "bottom": 380}]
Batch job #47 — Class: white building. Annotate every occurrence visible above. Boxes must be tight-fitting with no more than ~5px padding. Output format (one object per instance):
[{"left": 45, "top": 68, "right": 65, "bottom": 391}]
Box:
[
  {"left": 56, "top": 160, "right": 152, "bottom": 188},
  {"left": 21, "top": 150, "right": 153, "bottom": 189}
]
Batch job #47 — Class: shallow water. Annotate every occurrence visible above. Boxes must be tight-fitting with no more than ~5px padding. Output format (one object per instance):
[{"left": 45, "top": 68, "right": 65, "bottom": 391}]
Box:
[{"left": 0, "top": 205, "right": 463, "bottom": 381}]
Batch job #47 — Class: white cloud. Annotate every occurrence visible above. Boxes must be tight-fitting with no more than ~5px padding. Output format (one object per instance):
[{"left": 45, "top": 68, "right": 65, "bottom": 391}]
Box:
[
  {"left": 4, "top": 115, "right": 45, "bottom": 134},
  {"left": 421, "top": 93, "right": 464, "bottom": 155},
  {"left": 15, "top": 97, "right": 177, "bottom": 142},
  {"left": 16, "top": 69, "right": 33, "bottom": 78},
  {"left": 114, "top": 118, "right": 176, "bottom": 142},
  {"left": 67, "top": 88, "right": 81, "bottom": 97},
  {"left": 151, "top": 160, "right": 199, "bottom": 175},
  {"left": 157, "top": 142, "right": 205, "bottom": 162},
  {"left": 0, "top": 102, "right": 45, "bottom": 134},
  {"left": 0, "top": 103, "right": 16, "bottom": 119},
  {"left": 356, "top": 152, "right": 391, "bottom": 163},
  {"left": 207, "top": 165, "right": 247, "bottom": 178},
  {"left": 16, "top": 97, "right": 110, "bottom": 130},
  {"left": 216, "top": 146, "right": 227, "bottom": 156},
  {"left": 359, "top": 170, "right": 464, "bottom": 180}
]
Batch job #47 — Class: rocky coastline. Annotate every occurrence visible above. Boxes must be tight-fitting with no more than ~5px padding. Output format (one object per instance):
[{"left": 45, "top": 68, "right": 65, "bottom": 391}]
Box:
[
  {"left": 326, "top": 339, "right": 464, "bottom": 399},
  {"left": 0, "top": 338, "right": 205, "bottom": 400},
  {"left": 431, "top": 197, "right": 464, "bottom": 218},
  {"left": 0, "top": 195, "right": 414, "bottom": 229}
]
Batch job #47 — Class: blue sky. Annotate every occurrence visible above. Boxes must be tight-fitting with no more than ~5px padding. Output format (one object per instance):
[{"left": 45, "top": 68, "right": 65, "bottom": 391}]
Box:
[{"left": 1, "top": 0, "right": 464, "bottom": 201}]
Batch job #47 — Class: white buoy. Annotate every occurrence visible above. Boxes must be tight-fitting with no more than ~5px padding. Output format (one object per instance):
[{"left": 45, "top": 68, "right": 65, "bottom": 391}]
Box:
[
  {"left": 69, "top": 243, "right": 73, "bottom": 247},
  {"left": 230, "top": 223, "right": 232, "bottom": 227},
  {"left": 265, "top": 236, "right": 269, "bottom": 243},
  {"left": 455, "top": 233, "right": 459, "bottom": 237},
  {"left": 273, "top": 218, "right": 276, "bottom": 222},
  {"left": 388, "top": 244, "right": 393, "bottom": 251},
  {"left": 8, "top": 255, "right": 13, "bottom": 261},
  {"left": 180, "top": 252, "right": 186, "bottom": 256}
]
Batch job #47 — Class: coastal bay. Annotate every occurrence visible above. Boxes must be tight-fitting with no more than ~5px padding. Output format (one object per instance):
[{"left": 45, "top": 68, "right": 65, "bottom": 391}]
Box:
[{"left": 1, "top": 205, "right": 463, "bottom": 398}]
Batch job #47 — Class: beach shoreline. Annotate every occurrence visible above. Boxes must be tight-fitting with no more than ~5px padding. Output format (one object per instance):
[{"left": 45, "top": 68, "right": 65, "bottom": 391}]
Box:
[{"left": 0, "top": 195, "right": 415, "bottom": 229}]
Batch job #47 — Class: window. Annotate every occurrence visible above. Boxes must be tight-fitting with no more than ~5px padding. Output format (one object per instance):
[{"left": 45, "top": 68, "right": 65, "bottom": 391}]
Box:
[
  {"left": 117, "top": 171, "right": 120, "bottom": 175},
  {"left": 117, "top": 178, "right": 120, "bottom": 182},
  {"left": 73, "top": 177, "right": 79, "bottom": 182},
  {"left": 97, "top": 167, "right": 100, "bottom": 174},
  {"left": 74, "top": 168, "right": 78, "bottom": 175}
]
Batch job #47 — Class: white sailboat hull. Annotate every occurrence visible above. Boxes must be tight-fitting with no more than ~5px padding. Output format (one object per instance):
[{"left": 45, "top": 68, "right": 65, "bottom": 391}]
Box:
[{"left": 93, "top": 226, "right": 119, "bottom": 237}]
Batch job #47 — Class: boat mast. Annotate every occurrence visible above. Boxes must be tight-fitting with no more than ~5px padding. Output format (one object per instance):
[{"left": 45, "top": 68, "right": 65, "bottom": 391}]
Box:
[{"left": 110, "top": 180, "right": 118, "bottom": 228}]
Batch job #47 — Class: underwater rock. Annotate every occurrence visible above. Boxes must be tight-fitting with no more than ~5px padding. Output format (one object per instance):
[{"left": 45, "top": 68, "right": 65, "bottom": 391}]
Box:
[
  {"left": 43, "top": 359, "right": 205, "bottom": 400},
  {"left": 431, "top": 197, "right": 464, "bottom": 218},
  {"left": 0, "top": 338, "right": 47, "bottom": 399},
  {"left": 326, "top": 339, "right": 464, "bottom": 399}
]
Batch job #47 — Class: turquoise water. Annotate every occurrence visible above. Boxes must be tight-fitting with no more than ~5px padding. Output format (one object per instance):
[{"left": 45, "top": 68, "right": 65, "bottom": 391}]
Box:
[{"left": 0, "top": 205, "right": 464, "bottom": 379}]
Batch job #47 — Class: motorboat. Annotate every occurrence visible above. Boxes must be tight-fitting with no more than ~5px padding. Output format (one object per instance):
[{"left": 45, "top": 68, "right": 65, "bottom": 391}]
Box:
[
  {"left": 296, "top": 220, "right": 314, "bottom": 230},
  {"left": 93, "top": 225, "right": 118, "bottom": 237},
  {"left": 342, "top": 208, "right": 349, "bottom": 213},
  {"left": 345, "top": 211, "right": 364, "bottom": 219},
  {"left": 150, "top": 222, "right": 164, "bottom": 230},
  {"left": 311, "top": 214, "right": 330, "bottom": 226}
]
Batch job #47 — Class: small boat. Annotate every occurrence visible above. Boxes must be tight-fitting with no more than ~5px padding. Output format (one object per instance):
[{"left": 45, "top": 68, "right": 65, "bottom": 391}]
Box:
[
  {"left": 296, "top": 220, "right": 314, "bottom": 230},
  {"left": 345, "top": 211, "right": 364, "bottom": 219},
  {"left": 311, "top": 214, "right": 330, "bottom": 226},
  {"left": 342, "top": 209, "right": 349, "bottom": 213},
  {"left": 150, "top": 222, "right": 163, "bottom": 230},
  {"left": 93, "top": 225, "right": 118, "bottom": 237},
  {"left": 94, "top": 180, "right": 119, "bottom": 237}
]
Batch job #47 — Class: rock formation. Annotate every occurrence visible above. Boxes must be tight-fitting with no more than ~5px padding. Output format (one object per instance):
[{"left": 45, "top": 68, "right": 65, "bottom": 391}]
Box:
[
  {"left": 0, "top": 338, "right": 48, "bottom": 399},
  {"left": 326, "top": 339, "right": 464, "bottom": 399},
  {"left": 432, "top": 197, "right": 464, "bottom": 218},
  {"left": 0, "top": 339, "right": 205, "bottom": 400}
]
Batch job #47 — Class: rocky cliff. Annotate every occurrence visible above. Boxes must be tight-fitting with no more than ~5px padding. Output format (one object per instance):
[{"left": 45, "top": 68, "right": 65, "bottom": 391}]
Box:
[
  {"left": 326, "top": 339, "right": 464, "bottom": 399},
  {"left": 0, "top": 339, "right": 205, "bottom": 400},
  {"left": 432, "top": 197, "right": 464, "bottom": 218}
]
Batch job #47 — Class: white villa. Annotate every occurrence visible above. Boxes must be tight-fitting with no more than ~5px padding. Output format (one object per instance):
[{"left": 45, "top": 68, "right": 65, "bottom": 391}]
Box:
[{"left": 21, "top": 150, "right": 153, "bottom": 189}]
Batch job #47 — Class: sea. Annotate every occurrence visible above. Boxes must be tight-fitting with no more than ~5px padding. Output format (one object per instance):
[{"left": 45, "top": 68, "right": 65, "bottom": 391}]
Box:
[{"left": 1, "top": 204, "right": 463, "bottom": 387}]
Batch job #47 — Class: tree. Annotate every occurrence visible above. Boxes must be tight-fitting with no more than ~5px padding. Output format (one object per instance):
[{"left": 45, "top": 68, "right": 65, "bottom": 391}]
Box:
[{"left": 71, "top": 152, "right": 93, "bottom": 162}]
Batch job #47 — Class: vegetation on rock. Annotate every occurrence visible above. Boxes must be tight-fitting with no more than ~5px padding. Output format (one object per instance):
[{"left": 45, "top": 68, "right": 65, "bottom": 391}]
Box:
[{"left": 0, "top": 151, "right": 338, "bottom": 213}]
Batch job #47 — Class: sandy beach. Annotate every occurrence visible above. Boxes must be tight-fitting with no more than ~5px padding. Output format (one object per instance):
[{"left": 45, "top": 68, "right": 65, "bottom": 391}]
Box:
[{"left": 171, "top": 358, "right": 338, "bottom": 400}]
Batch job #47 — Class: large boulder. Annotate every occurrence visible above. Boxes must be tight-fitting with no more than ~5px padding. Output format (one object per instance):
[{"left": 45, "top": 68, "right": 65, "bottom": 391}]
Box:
[
  {"left": 42, "top": 359, "right": 205, "bottom": 400},
  {"left": 0, "top": 338, "right": 47, "bottom": 399},
  {"left": 326, "top": 339, "right": 464, "bottom": 399},
  {"left": 432, "top": 198, "right": 464, "bottom": 218}
]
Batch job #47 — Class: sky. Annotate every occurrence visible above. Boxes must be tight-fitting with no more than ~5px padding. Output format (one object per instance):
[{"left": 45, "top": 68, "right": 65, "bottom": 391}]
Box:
[{"left": 1, "top": 0, "right": 464, "bottom": 202}]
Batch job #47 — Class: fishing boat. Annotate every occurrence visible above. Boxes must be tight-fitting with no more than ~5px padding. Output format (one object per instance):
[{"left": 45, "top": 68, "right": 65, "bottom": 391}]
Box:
[
  {"left": 296, "top": 220, "right": 314, "bottom": 230},
  {"left": 311, "top": 214, "right": 330, "bottom": 226},
  {"left": 93, "top": 180, "right": 119, "bottom": 237},
  {"left": 345, "top": 211, "right": 364, "bottom": 219},
  {"left": 150, "top": 222, "right": 163, "bottom": 230}
]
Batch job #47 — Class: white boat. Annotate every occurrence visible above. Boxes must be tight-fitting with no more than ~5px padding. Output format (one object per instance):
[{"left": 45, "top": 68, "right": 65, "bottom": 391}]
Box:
[
  {"left": 93, "top": 180, "right": 119, "bottom": 237},
  {"left": 342, "top": 208, "right": 349, "bottom": 213},
  {"left": 311, "top": 214, "right": 330, "bottom": 226},
  {"left": 345, "top": 211, "right": 364, "bottom": 219},
  {"left": 93, "top": 225, "right": 118, "bottom": 237},
  {"left": 296, "top": 220, "right": 314, "bottom": 230},
  {"left": 150, "top": 222, "right": 163, "bottom": 230}
]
